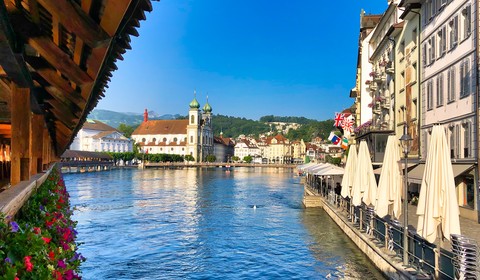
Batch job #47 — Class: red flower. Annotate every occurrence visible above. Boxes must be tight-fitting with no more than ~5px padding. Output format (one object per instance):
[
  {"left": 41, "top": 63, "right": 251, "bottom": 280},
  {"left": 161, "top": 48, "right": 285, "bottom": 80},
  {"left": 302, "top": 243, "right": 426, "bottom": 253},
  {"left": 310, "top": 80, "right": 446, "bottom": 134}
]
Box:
[
  {"left": 33, "top": 227, "right": 41, "bottom": 235},
  {"left": 49, "top": 250, "right": 55, "bottom": 260},
  {"left": 24, "top": 256, "right": 33, "bottom": 272},
  {"left": 42, "top": 237, "right": 52, "bottom": 244}
]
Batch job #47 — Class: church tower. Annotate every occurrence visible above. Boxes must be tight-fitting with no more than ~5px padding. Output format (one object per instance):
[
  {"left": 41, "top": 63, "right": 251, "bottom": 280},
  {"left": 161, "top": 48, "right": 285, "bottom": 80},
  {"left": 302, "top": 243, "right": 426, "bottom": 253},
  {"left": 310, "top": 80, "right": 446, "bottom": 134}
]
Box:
[
  {"left": 201, "top": 97, "right": 214, "bottom": 161},
  {"left": 187, "top": 91, "right": 201, "bottom": 162}
]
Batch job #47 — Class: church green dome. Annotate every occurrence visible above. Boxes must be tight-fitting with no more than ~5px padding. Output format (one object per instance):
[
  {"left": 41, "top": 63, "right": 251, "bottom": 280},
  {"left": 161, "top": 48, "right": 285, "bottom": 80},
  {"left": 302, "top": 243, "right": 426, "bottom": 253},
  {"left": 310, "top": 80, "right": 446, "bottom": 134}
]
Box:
[
  {"left": 189, "top": 97, "right": 200, "bottom": 109},
  {"left": 203, "top": 101, "right": 212, "bottom": 113}
]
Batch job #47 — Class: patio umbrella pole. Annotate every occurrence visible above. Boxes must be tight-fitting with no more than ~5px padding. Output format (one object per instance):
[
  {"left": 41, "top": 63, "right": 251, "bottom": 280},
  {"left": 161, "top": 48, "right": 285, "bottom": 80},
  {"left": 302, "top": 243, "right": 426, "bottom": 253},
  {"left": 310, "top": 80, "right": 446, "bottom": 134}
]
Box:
[{"left": 403, "top": 152, "right": 408, "bottom": 266}]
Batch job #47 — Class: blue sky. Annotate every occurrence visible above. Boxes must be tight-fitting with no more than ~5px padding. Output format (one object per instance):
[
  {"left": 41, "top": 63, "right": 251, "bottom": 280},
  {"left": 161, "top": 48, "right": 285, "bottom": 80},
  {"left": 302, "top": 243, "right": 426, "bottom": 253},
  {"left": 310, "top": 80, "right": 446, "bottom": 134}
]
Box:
[{"left": 98, "top": 1, "right": 388, "bottom": 121}]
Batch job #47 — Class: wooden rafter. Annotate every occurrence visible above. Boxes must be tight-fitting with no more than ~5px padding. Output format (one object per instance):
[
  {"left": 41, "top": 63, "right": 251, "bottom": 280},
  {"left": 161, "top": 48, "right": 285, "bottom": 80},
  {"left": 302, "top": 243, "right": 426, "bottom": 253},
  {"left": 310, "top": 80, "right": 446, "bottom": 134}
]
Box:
[
  {"left": 36, "top": 0, "right": 110, "bottom": 48},
  {"left": 36, "top": 68, "right": 86, "bottom": 106}
]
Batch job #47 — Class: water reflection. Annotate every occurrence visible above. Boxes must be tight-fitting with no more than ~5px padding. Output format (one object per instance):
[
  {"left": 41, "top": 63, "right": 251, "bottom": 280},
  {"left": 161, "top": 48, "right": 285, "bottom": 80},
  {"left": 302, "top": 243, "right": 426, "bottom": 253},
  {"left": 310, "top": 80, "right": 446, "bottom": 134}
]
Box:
[{"left": 65, "top": 168, "right": 385, "bottom": 279}]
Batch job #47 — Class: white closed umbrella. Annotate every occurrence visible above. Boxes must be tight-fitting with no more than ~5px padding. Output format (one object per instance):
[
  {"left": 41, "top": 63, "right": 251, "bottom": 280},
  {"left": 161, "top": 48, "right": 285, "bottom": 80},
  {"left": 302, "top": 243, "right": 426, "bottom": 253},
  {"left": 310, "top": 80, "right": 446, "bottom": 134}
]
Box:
[
  {"left": 341, "top": 144, "right": 357, "bottom": 198},
  {"left": 416, "top": 125, "right": 461, "bottom": 243},
  {"left": 351, "top": 141, "right": 377, "bottom": 206},
  {"left": 374, "top": 135, "right": 403, "bottom": 219}
]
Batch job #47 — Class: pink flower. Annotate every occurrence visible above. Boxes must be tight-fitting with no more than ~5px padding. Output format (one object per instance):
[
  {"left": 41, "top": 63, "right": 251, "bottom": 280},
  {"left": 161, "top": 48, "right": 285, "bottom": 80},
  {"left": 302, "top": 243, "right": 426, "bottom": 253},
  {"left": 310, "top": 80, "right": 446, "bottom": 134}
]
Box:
[{"left": 42, "top": 237, "right": 52, "bottom": 244}]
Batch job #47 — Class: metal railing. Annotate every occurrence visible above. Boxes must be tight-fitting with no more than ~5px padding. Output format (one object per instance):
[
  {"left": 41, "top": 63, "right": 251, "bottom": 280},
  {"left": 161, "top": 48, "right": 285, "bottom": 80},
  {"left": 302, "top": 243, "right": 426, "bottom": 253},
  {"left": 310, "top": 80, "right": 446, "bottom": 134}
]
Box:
[{"left": 307, "top": 182, "right": 479, "bottom": 279}]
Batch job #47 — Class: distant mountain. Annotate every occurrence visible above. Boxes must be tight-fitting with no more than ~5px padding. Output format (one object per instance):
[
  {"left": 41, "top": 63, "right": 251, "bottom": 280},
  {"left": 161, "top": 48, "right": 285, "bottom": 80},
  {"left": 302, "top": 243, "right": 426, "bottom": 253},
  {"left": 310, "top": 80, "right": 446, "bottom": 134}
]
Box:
[{"left": 88, "top": 109, "right": 182, "bottom": 128}]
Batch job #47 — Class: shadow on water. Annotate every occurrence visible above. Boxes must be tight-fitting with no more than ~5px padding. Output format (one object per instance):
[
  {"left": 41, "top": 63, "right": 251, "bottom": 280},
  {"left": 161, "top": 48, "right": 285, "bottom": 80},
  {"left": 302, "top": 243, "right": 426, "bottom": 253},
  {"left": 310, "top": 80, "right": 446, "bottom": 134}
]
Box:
[{"left": 301, "top": 208, "right": 387, "bottom": 279}]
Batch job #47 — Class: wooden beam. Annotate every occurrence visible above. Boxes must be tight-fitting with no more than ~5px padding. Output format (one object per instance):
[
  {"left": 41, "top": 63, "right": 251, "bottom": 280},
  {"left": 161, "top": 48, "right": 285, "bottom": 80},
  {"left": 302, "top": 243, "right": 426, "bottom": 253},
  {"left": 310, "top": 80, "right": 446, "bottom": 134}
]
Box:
[
  {"left": 37, "top": 0, "right": 110, "bottom": 48},
  {"left": 28, "top": 36, "right": 94, "bottom": 85},
  {"left": 0, "top": 1, "right": 33, "bottom": 87},
  {"left": 27, "top": 0, "right": 40, "bottom": 24},
  {"left": 11, "top": 84, "right": 31, "bottom": 185},
  {"left": 30, "top": 113, "right": 44, "bottom": 174},
  {"left": 100, "top": 0, "right": 132, "bottom": 36},
  {"left": 37, "top": 69, "right": 86, "bottom": 106},
  {"left": 44, "top": 101, "right": 78, "bottom": 129}
]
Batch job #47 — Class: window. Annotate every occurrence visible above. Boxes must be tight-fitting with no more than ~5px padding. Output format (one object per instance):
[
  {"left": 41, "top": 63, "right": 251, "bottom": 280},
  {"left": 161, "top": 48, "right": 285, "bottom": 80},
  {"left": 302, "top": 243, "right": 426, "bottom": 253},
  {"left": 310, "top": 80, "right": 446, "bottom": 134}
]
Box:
[
  {"left": 431, "top": 0, "right": 437, "bottom": 15},
  {"left": 428, "top": 37, "right": 435, "bottom": 64},
  {"left": 427, "top": 80, "right": 434, "bottom": 110},
  {"left": 450, "top": 126, "right": 455, "bottom": 158},
  {"left": 462, "top": 5, "right": 471, "bottom": 39},
  {"left": 422, "top": 43, "right": 427, "bottom": 66},
  {"left": 436, "top": 74, "right": 444, "bottom": 107},
  {"left": 425, "top": 0, "right": 432, "bottom": 20},
  {"left": 438, "top": 26, "right": 446, "bottom": 57},
  {"left": 447, "top": 66, "right": 456, "bottom": 102},
  {"left": 142, "top": 138, "right": 146, "bottom": 143},
  {"left": 440, "top": 0, "right": 447, "bottom": 8},
  {"left": 163, "top": 137, "right": 167, "bottom": 142},
  {"left": 463, "top": 122, "right": 470, "bottom": 158},
  {"left": 412, "top": 28, "right": 417, "bottom": 49},
  {"left": 460, "top": 59, "right": 470, "bottom": 97},
  {"left": 173, "top": 137, "right": 178, "bottom": 142},
  {"left": 190, "top": 115, "right": 195, "bottom": 124},
  {"left": 152, "top": 138, "right": 156, "bottom": 143},
  {"left": 190, "top": 135, "right": 193, "bottom": 143},
  {"left": 449, "top": 16, "right": 458, "bottom": 49},
  {"left": 399, "top": 40, "right": 405, "bottom": 60},
  {"left": 456, "top": 125, "right": 460, "bottom": 158}
]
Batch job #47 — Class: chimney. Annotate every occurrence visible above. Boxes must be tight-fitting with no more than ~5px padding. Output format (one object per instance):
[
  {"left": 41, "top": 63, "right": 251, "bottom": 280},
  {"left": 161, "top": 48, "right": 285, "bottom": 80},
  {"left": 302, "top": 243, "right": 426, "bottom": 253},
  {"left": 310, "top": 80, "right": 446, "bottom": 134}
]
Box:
[{"left": 143, "top": 109, "right": 148, "bottom": 122}]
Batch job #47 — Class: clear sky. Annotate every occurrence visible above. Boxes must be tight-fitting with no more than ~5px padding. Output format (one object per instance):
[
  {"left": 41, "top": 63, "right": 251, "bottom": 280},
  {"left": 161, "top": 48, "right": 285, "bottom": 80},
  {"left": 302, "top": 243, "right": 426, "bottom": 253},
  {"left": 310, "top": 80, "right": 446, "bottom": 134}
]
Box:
[{"left": 98, "top": 1, "right": 388, "bottom": 121}]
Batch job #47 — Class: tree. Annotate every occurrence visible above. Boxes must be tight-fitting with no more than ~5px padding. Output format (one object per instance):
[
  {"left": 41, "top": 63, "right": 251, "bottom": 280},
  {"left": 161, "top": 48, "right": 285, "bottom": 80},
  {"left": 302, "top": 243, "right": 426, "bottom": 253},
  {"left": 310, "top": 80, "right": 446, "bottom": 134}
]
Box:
[
  {"left": 205, "top": 154, "right": 216, "bottom": 162},
  {"left": 184, "top": 155, "right": 195, "bottom": 162},
  {"left": 117, "top": 123, "right": 137, "bottom": 138},
  {"left": 243, "top": 155, "right": 253, "bottom": 163},
  {"left": 231, "top": 156, "right": 240, "bottom": 162},
  {"left": 325, "top": 155, "right": 342, "bottom": 166}
]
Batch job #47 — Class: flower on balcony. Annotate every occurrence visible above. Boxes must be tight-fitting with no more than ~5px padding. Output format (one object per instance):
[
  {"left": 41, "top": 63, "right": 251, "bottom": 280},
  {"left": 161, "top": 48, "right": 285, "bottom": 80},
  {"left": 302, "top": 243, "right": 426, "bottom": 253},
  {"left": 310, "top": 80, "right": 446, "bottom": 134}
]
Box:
[
  {"left": 379, "top": 60, "right": 388, "bottom": 67},
  {"left": 353, "top": 120, "right": 372, "bottom": 134},
  {"left": 365, "top": 80, "right": 372, "bottom": 85},
  {"left": 367, "top": 102, "right": 374, "bottom": 108},
  {"left": 369, "top": 71, "right": 377, "bottom": 78},
  {"left": 375, "top": 96, "right": 385, "bottom": 102}
]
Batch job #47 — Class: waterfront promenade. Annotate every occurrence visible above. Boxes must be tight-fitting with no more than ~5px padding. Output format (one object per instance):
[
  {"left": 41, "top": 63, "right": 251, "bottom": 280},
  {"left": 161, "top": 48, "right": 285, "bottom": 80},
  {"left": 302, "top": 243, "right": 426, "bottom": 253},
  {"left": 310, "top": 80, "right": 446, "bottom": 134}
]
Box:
[
  {"left": 305, "top": 183, "right": 480, "bottom": 279},
  {"left": 144, "top": 162, "right": 297, "bottom": 168}
]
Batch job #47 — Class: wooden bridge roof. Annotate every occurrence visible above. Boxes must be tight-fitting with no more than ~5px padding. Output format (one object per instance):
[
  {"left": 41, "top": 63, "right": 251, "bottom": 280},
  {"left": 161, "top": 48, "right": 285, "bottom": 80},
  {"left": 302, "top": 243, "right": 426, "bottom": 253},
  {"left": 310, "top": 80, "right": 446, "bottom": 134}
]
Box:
[{"left": 0, "top": 0, "right": 152, "bottom": 155}]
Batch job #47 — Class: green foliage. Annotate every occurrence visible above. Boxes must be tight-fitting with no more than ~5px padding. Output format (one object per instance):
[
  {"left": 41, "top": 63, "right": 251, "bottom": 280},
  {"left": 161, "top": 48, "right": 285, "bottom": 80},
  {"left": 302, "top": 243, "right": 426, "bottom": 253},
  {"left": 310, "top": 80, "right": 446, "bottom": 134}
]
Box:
[
  {"left": 106, "top": 152, "right": 135, "bottom": 165},
  {"left": 184, "top": 155, "right": 195, "bottom": 162},
  {"left": 243, "top": 155, "right": 253, "bottom": 163},
  {"left": 259, "top": 115, "right": 314, "bottom": 125},
  {"left": 205, "top": 155, "right": 216, "bottom": 162},
  {"left": 231, "top": 156, "right": 240, "bottom": 162},
  {"left": 145, "top": 153, "right": 184, "bottom": 162},
  {"left": 117, "top": 123, "right": 137, "bottom": 138},
  {"left": 325, "top": 155, "right": 342, "bottom": 166},
  {"left": 286, "top": 119, "right": 335, "bottom": 142},
  {"left": 212, "top": 114, "right": 270, "bottom": 138},
  {"left": 0, "top": 168, "right": 84, "bottom": 279}
]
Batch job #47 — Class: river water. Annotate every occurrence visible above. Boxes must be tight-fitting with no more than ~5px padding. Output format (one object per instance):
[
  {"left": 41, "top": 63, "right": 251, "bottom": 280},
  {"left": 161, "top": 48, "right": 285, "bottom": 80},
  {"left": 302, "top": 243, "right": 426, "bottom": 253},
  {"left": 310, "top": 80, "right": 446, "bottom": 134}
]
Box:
[{"left": 64, "top": 168, "right": 385, "bottom": 279}]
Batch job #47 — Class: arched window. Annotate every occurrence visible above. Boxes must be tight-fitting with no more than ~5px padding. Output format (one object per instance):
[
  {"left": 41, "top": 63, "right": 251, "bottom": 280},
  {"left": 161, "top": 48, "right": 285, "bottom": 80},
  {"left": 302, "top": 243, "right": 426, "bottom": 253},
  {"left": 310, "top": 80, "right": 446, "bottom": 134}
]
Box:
[
  {"left": 174, "top": 137, "right": 178, "bottom": 142},
  {"left": 163, "top": 137, "right": 167, "bottom": 142},
  {"left": 152, "top": 138, "right": 156, "bottom": 143},
  {"left": 191, "top": 115, "right": 195, "bottom": 124},
  {"left": 142, "top": 138, "right": 146, "bottom": 143}
]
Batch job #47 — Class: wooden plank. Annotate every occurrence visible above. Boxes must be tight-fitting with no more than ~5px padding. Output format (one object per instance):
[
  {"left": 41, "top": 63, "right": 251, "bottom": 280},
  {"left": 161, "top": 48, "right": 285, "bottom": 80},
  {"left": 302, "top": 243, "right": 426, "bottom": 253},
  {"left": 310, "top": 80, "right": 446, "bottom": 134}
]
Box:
[
  {"left": 11, "top": 84, "right": 31, "bottom": 185},
  {"left": 100, "top": 0, "right": 131, "bottom": 36},
  {"left": 30, "top": 114, "right": 44, "bottom": 174},
  {"left": 0, "top": 1, "right": 33, "bottom": 87},
  {"left": 27, "top": 0, "right": 40, "bottom": 24},
  {"left": 28, "top": 37, "right": 94, "bottom": 86},
  {"left": 45, "top": 101, "right": 78, "bottom": 128},
  {"left": 37, "top": 0, "right": 110, "bottom": 48},
  {"left": 37, "top": 68, "right": 86, "bottom": 106}
]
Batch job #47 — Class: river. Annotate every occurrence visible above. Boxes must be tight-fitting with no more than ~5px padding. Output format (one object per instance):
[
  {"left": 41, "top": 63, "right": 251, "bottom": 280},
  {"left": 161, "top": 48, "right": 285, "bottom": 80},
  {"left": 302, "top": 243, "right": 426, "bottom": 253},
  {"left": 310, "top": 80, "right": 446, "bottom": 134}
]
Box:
[{"left": 64, "top": 167, "right": 385, "bottom": 279}]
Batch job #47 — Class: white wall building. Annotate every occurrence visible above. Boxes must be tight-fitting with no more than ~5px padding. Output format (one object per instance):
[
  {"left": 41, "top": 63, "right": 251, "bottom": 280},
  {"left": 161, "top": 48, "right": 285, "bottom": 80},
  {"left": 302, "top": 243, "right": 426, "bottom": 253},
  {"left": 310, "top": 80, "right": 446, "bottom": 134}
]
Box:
[{"left": 70, "top": 120, "right": 132, "bottom": 152}]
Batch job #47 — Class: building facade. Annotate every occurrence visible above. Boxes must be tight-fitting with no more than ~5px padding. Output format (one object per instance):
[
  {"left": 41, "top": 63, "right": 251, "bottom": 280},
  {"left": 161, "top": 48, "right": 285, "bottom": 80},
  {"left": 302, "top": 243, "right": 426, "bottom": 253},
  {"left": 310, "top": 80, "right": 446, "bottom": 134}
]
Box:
[
  {"left": 70, "top": 120, "right": 132, "bottom": 153},
  {"left": 131, "top": 96, "right": 214, "bottom": 162}
]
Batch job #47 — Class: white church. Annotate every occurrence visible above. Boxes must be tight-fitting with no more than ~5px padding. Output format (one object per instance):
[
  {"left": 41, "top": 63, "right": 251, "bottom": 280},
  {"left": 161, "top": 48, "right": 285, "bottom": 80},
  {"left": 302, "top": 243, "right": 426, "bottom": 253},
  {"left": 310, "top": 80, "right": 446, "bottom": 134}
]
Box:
[{"left": 131, "top": 95, "right": 214, "bottom": 162}]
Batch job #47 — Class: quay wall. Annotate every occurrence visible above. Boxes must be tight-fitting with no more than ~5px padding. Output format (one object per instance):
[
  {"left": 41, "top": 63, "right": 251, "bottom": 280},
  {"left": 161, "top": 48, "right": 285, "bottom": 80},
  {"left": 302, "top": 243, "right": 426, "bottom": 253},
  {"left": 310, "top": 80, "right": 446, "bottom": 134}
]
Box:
[{"left": 303, "top": 187, "right": 415, "bottom": 280}]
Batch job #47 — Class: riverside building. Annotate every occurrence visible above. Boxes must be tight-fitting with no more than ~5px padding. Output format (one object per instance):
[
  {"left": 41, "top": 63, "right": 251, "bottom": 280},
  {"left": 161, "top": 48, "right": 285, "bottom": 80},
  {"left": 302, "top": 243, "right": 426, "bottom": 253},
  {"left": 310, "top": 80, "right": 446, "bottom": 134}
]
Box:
[{"left": 131, "top": 96, "right": 214, "bottom": 162}]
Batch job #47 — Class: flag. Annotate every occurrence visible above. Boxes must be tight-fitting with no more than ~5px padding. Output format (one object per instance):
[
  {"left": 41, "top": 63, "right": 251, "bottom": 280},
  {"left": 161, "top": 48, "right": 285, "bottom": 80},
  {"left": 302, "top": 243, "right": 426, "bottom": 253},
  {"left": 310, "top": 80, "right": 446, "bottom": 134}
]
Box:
[
  {"left": 341, "top": 137, "right": 349, "bottom": 150},
  {"left": 334, "top": 113, "right": 345, "bottom": 127},
  {"left": 342, "top": 116, "right": 354, "bottom": 133},
  {"left": 328, "top": 132, "right": 341, "bottom": 145}
]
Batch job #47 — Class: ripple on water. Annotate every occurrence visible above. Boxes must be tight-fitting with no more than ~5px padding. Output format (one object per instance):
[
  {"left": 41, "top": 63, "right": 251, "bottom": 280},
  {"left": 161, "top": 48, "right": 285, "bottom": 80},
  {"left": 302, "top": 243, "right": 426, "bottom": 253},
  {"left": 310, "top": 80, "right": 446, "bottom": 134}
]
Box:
[{"left": 65, "top": 169, "right": 386, "bottom": 280}]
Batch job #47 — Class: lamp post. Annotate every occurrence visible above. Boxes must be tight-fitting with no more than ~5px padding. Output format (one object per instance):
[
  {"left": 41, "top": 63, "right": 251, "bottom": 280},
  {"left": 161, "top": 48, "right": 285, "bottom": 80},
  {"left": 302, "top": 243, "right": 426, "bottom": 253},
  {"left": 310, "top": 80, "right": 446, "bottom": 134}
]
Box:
[{"left": 399, "top": 125, "right": 413, "bottom": 266}]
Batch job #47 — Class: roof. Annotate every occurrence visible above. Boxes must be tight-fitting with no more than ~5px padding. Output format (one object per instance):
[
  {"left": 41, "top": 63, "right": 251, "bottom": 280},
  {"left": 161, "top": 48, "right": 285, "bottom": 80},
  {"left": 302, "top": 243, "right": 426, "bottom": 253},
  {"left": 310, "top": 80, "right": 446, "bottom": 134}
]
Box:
[
  {"left": 0, "top": 0, "right": 152, "bottom": 155},
  {"left": 214, "top": 136, "right": 235, "bottom": 146},
  {"left": 83, "top": 120, "right": 118, "bottom": 132},
  {"left": 91, "top": 131, "right": 128, "bottom": 140},
  {"left": 61, "top": 150, "right": 112, "bottom": 160},
  {"left": 132, "top": 119, "right": 189, "bottom": 135}
]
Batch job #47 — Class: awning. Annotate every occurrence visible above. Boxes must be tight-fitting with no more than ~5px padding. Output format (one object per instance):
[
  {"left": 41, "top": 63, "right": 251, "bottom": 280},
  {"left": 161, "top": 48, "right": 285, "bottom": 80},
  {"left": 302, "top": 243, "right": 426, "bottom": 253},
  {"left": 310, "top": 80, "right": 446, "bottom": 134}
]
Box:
[{"left": 407, "top": 163, "right": 474, "bottom": 184}]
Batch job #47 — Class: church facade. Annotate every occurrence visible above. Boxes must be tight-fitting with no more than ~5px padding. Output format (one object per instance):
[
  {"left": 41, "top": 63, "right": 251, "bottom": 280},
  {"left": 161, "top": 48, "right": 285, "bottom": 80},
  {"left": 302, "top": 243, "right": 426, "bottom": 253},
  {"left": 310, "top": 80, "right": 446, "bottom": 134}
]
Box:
[{"left": 131, "top": 96, "right": 214, "bottom": 162}]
